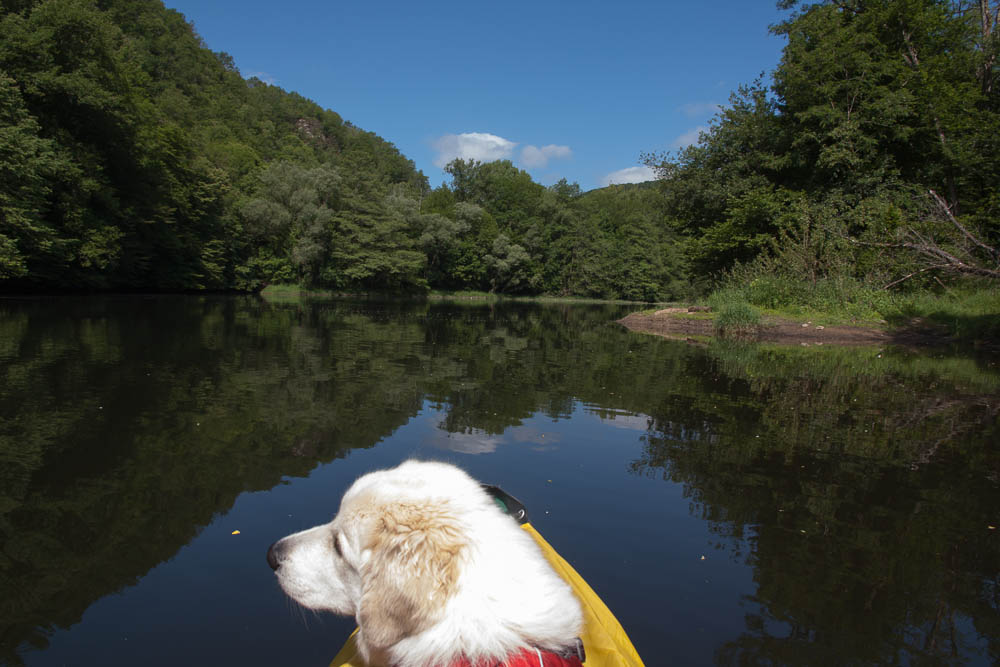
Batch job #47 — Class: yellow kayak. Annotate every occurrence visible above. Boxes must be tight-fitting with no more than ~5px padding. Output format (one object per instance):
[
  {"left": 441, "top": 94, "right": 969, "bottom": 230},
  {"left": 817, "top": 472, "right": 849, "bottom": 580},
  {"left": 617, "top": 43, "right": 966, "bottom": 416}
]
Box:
[{"left": 329, "top": 487, "right": 644, "bottom": 667}]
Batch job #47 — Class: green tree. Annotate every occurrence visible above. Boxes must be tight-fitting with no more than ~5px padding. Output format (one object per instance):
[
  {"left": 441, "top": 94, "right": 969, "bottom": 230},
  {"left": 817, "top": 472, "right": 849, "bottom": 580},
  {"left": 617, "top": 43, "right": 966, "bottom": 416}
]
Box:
[
  {"left": 647, "top": 0, "right": 1000, "bottom": 289},
  {"left": 0, "top": 71, "right": 65, "bottom": 279},
  {"left": 484, "top": 233, "right": 533, "bottom": 293},
  {"left": 240, "top": 161, "right": 339, "bottom": 285},
  {"left": 645, "top": 80, "right": 790, "bottom": 276}
]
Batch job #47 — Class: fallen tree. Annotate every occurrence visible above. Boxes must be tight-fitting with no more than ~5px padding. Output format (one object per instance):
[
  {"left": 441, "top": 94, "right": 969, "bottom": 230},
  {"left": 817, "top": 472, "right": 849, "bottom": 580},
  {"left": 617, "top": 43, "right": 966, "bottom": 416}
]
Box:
[{"left": 845, "top": 190, "right": 1000, "bottom": 289}]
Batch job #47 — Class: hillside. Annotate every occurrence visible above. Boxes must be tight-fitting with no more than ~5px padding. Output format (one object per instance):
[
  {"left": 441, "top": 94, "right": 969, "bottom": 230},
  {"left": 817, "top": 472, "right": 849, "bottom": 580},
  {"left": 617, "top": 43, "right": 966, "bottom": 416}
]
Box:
[{"left": 1, "top": 0, "right": 427, "bottom": 291}]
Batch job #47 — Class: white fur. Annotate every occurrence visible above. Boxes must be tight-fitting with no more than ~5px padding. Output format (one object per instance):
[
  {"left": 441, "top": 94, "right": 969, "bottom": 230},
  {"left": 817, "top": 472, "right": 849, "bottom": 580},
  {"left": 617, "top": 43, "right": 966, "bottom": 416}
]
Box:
[{"left": 269, "top": 461, "right": 583, "bottom": 667}]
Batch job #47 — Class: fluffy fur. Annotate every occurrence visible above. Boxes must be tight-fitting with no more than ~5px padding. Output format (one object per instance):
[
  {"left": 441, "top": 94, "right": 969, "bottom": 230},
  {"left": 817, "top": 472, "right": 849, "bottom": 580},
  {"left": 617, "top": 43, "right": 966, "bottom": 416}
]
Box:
[{"left": 268, "top": 461, "right": 583, "bottom": 667}]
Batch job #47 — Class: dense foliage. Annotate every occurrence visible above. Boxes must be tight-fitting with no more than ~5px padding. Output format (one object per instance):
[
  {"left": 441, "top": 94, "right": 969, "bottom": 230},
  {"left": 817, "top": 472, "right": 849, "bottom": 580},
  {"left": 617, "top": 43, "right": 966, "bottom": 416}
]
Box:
[
  {"left": 0, "top": 0, "right": 687, "bottom": 300},
  {"left": 0, "top": 0, "right": 427, "bottom": 291},
  {"left": 647, "top": 0, "right": 1000, "bottom": 298},
  {"left": 419, "top": 166, "right": 687, "bottom": 299},
  {"left": 3, "top": 0, "right": 997, "bottom": 303}
]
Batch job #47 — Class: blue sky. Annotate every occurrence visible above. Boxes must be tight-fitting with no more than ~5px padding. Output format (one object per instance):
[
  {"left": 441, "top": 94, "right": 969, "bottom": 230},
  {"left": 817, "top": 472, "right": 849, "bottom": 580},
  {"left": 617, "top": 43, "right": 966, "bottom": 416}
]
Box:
[{"left": 163, "top": 1, "right": 788, "bottom": 191}]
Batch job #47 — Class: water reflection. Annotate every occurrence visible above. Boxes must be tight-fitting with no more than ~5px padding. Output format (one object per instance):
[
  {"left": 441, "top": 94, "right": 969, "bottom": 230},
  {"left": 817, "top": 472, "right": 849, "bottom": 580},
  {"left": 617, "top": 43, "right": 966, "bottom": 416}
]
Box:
[
  {"left": 0, "top": 297, "right": 424, "bottom": 662},
  {"left": 0, "top": 296, "right": 997, "bottom": 665},
  {"left": 632, "top": 342, "right": 1000, "bottom": 665},
  {"left": 426, "top": 424, "right": 562, "bottom": 455}
]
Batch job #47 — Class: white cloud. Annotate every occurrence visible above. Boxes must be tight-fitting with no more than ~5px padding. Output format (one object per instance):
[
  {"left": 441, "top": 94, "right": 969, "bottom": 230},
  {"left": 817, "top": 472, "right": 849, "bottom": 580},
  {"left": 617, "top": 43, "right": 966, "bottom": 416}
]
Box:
[
  {"left": 426, "top": 429, "right": 504, "bottom": 454},
  {"left": 673, "top": 125, "right": 708, "bottom": 149},
  {"left": 591, "top": 411, "right": 652, "bottom": 431},
  {"left": 431, "top": 132, "right": 517, "bottom": 168},
  {"left": 422, "top": 423, "right": 560, "bottom": 454},
  {"left": 600, "top": 165, "right": 657, "bottom": 187},
  {"left": 519, "top": 144, "right": 572, "bottom": 169},
  {"left": 248, "top": 71, "right": 278, "bottom": 85},
  {"left": 679, "top": 102, "right": 721, "bottom": 118}
]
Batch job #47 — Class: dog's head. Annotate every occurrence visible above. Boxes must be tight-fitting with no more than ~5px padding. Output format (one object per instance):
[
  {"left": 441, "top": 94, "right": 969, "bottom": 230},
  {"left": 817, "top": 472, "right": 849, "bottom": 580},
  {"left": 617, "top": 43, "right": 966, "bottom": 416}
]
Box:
[{"left": 267, "top": 461, "right": 483, "bottom": 656}]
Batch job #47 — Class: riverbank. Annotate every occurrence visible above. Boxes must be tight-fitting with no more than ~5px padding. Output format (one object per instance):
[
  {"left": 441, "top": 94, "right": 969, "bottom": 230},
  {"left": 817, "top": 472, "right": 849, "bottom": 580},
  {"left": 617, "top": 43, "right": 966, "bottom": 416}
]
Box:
[
  {"left": 259, "top": 284, "right": 654, "bottom": 305},
  {"left": 618, "top": 306, "right": 998, "bottom": 350},
  {"left": 618, "top": 309, "right": 890, "bottom": 346}
]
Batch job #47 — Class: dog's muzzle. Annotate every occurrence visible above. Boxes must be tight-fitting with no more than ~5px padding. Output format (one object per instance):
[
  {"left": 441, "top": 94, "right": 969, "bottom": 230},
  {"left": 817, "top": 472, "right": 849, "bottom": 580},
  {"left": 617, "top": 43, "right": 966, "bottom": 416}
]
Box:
[{"left": 266, "top": 540, "right": 284, "bottom": 571}]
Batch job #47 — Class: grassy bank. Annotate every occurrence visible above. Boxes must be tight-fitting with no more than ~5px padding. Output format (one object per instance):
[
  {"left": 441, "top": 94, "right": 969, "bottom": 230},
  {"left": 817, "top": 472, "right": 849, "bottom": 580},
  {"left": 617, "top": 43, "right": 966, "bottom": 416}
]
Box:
[
  {"left": 883, "top": 289, "right": 1000, "bottom": 342},
  {"left": 261, "top": 284, "right": 660, "bottom": 306},
  {"left": 706, "top": 275, "right": 1000, "bottom": 345}
]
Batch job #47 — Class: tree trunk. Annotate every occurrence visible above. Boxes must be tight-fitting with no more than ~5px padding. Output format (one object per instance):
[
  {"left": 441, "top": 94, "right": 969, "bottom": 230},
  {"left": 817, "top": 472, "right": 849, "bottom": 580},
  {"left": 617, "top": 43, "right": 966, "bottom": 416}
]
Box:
[{"left": 978, "top": 1, "right": 999, "bottom": 95}]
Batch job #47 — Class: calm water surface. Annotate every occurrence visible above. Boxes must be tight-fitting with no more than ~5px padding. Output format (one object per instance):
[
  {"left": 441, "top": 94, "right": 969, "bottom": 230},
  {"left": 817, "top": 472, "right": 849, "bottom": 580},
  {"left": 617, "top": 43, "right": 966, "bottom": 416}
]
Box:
[{"left": 1, "top": 295, "right": 998, "bottom": 666}]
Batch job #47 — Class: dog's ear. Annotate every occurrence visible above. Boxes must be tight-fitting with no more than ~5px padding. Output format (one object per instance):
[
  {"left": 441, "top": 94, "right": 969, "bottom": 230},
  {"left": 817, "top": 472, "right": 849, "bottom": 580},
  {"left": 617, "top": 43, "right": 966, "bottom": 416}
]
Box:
[{"left": 358, "top": 502, "right": 465, "bottom": 649}]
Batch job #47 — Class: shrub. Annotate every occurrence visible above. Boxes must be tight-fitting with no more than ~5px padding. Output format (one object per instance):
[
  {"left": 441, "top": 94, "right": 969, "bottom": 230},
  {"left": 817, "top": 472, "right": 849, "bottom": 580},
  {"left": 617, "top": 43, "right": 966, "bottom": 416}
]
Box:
[{"left": 745, "top": 275, "right": 804, "bottom": 309}]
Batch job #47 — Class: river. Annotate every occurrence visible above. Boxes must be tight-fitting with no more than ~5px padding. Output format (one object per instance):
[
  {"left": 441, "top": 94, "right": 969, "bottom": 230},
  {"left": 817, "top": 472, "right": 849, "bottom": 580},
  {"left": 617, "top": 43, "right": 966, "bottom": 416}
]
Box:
[{"left": 1, "top": 295, "right": 997, "bottom": 666}]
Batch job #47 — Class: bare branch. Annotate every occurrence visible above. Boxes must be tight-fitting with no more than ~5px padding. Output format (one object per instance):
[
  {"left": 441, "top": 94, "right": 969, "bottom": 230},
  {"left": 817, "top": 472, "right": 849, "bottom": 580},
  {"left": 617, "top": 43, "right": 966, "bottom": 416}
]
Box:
[
  {"left": 928, "top": 189, "right": 1000, "bottom": 262},
  {"left": 883, "top": 264, "right": 955, "bottom": 289},
  {"left": 838, "top": 229, "right": 1000, "bottom": 282},
  {"left": 901, "top": 29, "right": 921, "bottom": 67}
]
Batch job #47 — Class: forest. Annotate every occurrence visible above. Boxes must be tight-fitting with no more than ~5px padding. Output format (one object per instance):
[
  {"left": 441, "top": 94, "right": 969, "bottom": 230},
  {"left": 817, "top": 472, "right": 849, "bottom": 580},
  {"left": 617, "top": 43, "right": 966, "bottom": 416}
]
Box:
[
  {"left": 1, "top": 0, "right": 998, "bottom": 307},
  {"left": 645, "top": 0, "right": 1000, "bottom": 318}
]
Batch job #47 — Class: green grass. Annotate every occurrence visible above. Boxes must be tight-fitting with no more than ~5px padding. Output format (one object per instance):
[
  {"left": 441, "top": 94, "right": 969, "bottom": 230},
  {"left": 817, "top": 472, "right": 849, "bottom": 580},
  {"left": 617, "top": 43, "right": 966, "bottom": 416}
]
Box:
[
  {"left": 427, "top": 289, "right": 499, "bottom": 300},
  {"left": 710, "top": 269, "right": 1000, "bottom": 345},
  {"left": 713, "top": 275, "right": 893, "bottom": 324},
  {"left": 259, "top": 283, "right": 337, "bottom": 300},
  {"left": 883, "top": 288, "right": 1000, "bottom": 342},
  {"left": 262, "top": 285, "right": 665, "bottom": 306},
  {"left": 708, "top": 292, "right": 762, "bottom": 339},
  {"left": 259, "top": 283, "right": 306, "bottom": 296},
  {"left": 674, "top": 311, "right": 715, "bottom": 320},
  {"left": 430, "top": 290, "right": 661, "bottom": 305}
]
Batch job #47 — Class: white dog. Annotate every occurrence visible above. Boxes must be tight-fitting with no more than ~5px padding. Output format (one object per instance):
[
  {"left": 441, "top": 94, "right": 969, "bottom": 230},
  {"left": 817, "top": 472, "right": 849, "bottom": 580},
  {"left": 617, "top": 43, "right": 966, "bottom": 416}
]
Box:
[{"left": 267, "top": 460, "right": 584, "bottom": 667}]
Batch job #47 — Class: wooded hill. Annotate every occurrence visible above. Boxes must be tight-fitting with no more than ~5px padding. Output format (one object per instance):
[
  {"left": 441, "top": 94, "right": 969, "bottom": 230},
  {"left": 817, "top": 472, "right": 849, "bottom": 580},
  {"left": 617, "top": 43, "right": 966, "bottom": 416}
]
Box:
[
  {"left": 0, "top": 0, "right": 683, "bottom": 299},
  {"left": 1, "top": 0, "right": 426, "bottom": 291},
  {"left": 2, "top": 0, "right": 998, "bottom": 301}
]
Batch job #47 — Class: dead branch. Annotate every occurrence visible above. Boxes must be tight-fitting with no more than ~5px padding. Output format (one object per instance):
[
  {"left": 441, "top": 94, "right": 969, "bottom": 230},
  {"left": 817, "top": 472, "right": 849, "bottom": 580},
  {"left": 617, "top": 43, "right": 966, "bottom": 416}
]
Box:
[
  {"left": 928, "top": 189, "right": 1000, "bottom": 262},
  {"left": 838, "top": 221, "right": 1000, "bottom": 284},
  {"left": 883, "top": 264, "right": 954, "bottom": 289}
]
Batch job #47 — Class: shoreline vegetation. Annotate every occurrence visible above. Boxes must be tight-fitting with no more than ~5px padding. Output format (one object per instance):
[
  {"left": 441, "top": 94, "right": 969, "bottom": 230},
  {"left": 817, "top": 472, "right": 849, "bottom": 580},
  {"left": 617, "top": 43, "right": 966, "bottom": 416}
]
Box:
[
  {"left": 261, "top": 284, "right": 1000, "bottom": 350},
  {"left": 260, "top": 283, "right": 655, "bottom": 305},
  {"left": 2, "top": 0, "right": 997, "bottom": 349}
]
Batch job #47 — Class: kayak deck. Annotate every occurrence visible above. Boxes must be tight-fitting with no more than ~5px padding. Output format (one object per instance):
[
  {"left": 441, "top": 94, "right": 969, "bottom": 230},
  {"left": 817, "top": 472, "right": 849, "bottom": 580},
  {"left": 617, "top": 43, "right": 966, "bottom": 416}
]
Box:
[{"left": 518, "top": 523, "right": 644, "bottom": 667}]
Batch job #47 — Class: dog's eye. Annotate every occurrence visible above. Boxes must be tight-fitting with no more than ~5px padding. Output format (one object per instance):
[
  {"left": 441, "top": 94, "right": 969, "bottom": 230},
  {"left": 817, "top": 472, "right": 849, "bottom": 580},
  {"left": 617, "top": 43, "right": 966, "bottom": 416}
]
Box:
[{"left": 332, "top": 532, "right": 343, "bottom": 558}]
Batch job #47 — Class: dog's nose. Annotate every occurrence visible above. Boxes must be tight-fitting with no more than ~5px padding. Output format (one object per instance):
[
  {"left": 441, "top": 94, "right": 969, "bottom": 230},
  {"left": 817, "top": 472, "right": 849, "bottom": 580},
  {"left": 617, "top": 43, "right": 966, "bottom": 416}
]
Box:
[{"left": 266, "top": 541, "right": 282, "bottom": 571}]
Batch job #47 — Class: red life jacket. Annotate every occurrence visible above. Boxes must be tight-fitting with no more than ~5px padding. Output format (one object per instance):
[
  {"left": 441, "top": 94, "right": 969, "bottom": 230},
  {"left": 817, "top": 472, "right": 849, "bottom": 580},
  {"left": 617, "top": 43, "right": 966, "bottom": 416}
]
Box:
[{"left": 447, "top": 646, "right": 585, "bottom": 667}]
